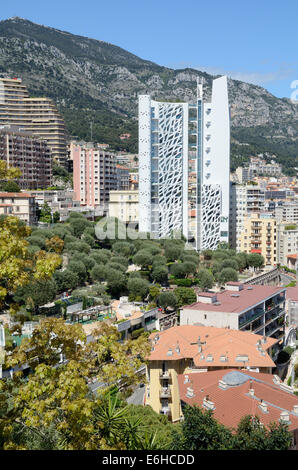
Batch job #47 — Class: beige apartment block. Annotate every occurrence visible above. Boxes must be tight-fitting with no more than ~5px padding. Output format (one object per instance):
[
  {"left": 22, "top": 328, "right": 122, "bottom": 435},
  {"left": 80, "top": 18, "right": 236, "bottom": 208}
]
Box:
[
  {"left": 0, "top": 192, "right": 37, "bottom": 225},
  {"left": 239, "top": 212, "right": 277, "bottom": 265},
  {"left": 146, "top": 325, "right": 278, "bottom": 422},
  {"left": 108, "top": 190, "right": 138, "bottom": 223},
  {"left": 0, "top": 78, "right": 67, "bottom": 165}
]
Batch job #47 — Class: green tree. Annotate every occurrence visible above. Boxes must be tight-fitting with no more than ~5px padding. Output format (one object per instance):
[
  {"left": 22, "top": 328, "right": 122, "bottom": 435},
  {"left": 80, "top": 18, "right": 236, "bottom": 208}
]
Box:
[
  {"left": 148, "top": 284, "right": 161, "bottom": 302},
  {"left": 152, "top": 265, "right": 168, "bottom": 284},
  {"left": 52, "top": 211, "right": 60, "bottom": 224},
  {"left": 68, "top": 260, "right": 87, "bottom": 284},
  {"left": 13, "top": 278, "right": 58, "bottom": 313},
  {"left": 68, "top": 217, "right": 89, "bottom": 238},
  {"left": 170, "top": 405, "right": 233, "bottom": 450},
  {"left": 247, "top": 253, "right": 265, "bottom": 270},
  {"left": 132, "top": 250, "right": 153, "bottom": 269},
  {"left": 196, "top": 268, "right": 214, "bottom": 291},
  {"left": 164, "top": 243, "right": 183, "bottom": 262},
  {"left": 174, "top": 287, "right": 197, "bottom": 308},
  {"left": 39, "top": 202, "right": 52, "bottom": 223},
  {"left": 0, "top": 180, "right": 21, "bottom": 192},
  {"left": 170, "top": 263, "right": 187, "bottom": 279},
  {"left": 157, "top": 291, "right": 177, "bottom": 313},
  {"left": 127, "top": 277, "right": 149, "bottom": 301},
  {"left": 105, "top": 268, "right": 127, "bottom": 297},
  {"left": 0, "top": 215, "right": 61, "bottom": 313},
  {"left": 236, "top": 252, "right": 248, "bottom": 271},
  {"left": 218, "top": 267, "right": 238, "bottom": 284},
  {"left": 53, "top": 270, "right": 79, "bottom": 292},
  {"left": 112, "top": 241, "right": 135, "bottom": 257},
  {"left": 233, "top": 415, "right": 292, "bottom": 450}
]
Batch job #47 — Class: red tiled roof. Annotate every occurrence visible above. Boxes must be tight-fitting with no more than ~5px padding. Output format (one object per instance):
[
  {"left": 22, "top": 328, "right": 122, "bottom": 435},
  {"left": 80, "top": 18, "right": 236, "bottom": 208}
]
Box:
[
  {"left": 183, "top": 284, "right": 285, "bottom": 314},
  {"left": 149, "top": 325, "right": 277, "bottom": 368},
  {"left": 287, "top": 286, "right": 298, "bottom": 302},
  {"left": 0, "top": 192, "right": 33, "bottom": 198},
  {"left": 177, "top": 369, "right": 298, "bottom": 432}
]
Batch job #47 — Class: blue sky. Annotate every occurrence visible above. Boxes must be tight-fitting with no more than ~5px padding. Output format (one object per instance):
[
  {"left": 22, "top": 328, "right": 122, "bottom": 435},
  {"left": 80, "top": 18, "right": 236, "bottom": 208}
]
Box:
[{"left": 1, "top": 0, "right": 297, "bottom": 99}]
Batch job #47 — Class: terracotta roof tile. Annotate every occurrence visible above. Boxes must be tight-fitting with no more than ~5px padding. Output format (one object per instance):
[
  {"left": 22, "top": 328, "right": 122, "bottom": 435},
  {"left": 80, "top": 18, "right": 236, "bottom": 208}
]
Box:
[
  {"left": 149, "top": 325, "right": 277, "bottom": 368},
  {"left": 177, "top": 369, "right": 298, "bottom": 432}
]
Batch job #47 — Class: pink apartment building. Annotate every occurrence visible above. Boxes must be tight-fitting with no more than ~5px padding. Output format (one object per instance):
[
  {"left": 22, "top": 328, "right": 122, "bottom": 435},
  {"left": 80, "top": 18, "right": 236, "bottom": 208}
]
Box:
[{"left": 72, "top": 143, "right": 117, "bottom": 212}]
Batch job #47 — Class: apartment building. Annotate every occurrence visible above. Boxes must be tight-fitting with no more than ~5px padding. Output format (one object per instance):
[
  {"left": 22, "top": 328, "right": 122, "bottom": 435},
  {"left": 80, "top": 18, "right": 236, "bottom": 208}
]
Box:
[
  {"left": 146, "top": 325, "right": 279, "bottom": 422},
  {"left": 286, "top": 287, "right": 298, "bottom": 329},
  {"left": 0, "top": 125, "right": 52, "bottom": 189},
  {"left": 275, "top": 202, "right": 298, "bottom": 224},
  {"left": 108, "top": 190, "right": 138, "bottom": 224},
  {"left": 116, "top": 164, "right": 130, "bottom": 190},
  {"left": 139, "top": 76, "right": 230, "bottom": 250},
  {"left": 177, "top": 369, "right": 298, "bottom": 447},
  {"left": 26, "top": 189, "right": 79, "bottom": 221},
  {"left": 239, "top": 212, "right": 277, "bottom": 265},
  {"left": 181, "top": 282, "right": 286, "bottom": 346},
  {"left": 277, "top": 223, "right": 298, "bottom": 266},
  {"left": 72, "top": 143, "right": 117, "bottom": 212},
  {"left": 229, "top": 184, "right": 265, "bottom": 250},
  {"left": 0, "top": 77, "right": 67, "bottom": 165},
  {"left": 112, "top": 298, "right": 158, "bottom": 340},
  {"left": 0, "top": 192, "right": 36, "bottom": 225}
]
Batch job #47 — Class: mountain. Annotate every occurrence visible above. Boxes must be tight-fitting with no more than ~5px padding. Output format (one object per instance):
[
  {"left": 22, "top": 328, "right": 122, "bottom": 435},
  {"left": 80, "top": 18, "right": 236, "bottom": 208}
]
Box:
[{"left": 0, "top": 17, "right": 297, "bottom": 172}]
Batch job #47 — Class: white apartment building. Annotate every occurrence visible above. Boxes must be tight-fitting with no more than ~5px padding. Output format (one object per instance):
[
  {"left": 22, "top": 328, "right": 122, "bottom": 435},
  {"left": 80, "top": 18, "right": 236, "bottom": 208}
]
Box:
[
  {"left": 26, "top": 189, "right": 80, "bottom": 221},
  {"left": 275, "top": 202, "right": 298, "bottom": 224},
  {"left": 108, "top": 190, "right": 138, "bottom": 224},
  {"left": 0, "top": 192, "right": 37, "bottom": 225},
  {"left": 139, "top": 76, "right": 230, "bottom": 250},
  {"left": 277, "top": 223, "right": 298, "bottom": 266},
  {"left": 180, "top": 282, "right": 286, "bottom": 350},
  {"left": 229, "top": 184, "right": 265, "bottom": 250}
]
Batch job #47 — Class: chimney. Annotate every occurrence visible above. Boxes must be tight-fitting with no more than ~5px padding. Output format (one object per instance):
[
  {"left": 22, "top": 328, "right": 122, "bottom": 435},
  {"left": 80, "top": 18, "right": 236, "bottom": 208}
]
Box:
[
  {"left": 261, "top": 335, "right": 267, "bottom": 344},
  {"left": 280, "top": 411, "right": 290, "bottom": 423},
  {"left": 218, "top": 379, "right": 228, "bottom": 390},
  {"left": 184, "top": 375, "right": 190, "bottom": 384},
  {"left": 248, "top": 388, "right": 255, "bottom": 397},
  {"left": 167, "top": 348, "right": 173, "bottom": 356},
  {"left": 293, "top": 405, "right": 298, "bottom": 415},
  {"left": 259, "top": 400, "right": 268, "bottom": 413},
  {"left": 186, "top": 386, "right": 195, "bottom": 398},
  {"left": 175, "top": 341, "right": 180, "bottom": 354},
  {"left": 203, "top": 395, "right": 215, "bottom": 410}
]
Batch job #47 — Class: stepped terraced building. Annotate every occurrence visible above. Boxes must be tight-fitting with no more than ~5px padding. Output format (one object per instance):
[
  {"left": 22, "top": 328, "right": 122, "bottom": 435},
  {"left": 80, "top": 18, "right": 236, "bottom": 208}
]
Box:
[
  {"left": 0, "top": 77, "right": 67, "bottom": 165},
  {"left": 138, "top": 76, "right": 230, "bottom": 250}
]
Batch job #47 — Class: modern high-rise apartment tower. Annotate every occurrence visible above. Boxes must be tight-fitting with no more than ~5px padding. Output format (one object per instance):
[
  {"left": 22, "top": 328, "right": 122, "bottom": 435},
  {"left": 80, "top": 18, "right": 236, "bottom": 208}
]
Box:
[
  {"left": 138, "top": 76, "right": 230, "bottom": 250},
  {"left": 0, "top": 77, "right": 67, "bottom": 166}
]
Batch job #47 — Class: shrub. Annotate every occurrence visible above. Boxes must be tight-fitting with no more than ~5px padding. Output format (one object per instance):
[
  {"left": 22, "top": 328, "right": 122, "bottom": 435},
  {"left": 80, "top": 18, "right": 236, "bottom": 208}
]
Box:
[
  {"left": 90, "top": 264, "right": 107, "bottom": 282},
  {"left": 127, "top": 277, "right": 149, "bottom": 301},
  {"left": 173, "top": 278, "right": 193, "bottom": 287},
  {"left": 131, "top": 327, "right": 145, "bottom": 339}
]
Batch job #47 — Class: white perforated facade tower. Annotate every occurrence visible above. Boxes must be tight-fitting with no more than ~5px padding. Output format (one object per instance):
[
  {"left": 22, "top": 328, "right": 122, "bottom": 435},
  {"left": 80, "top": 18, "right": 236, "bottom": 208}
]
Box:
[
  {"left": 138, "top": 96, "right": 189, "bottom": 238},
  {"left": 138, "top": 76, "right": 230, "bottom": 250}
]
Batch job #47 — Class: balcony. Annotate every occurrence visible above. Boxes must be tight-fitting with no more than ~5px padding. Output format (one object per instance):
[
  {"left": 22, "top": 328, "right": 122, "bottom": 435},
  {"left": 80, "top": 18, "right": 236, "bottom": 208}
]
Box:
[
  {"left": 239, "top": 309, "right": 264, "bottom": 329},
  {"left": 160, "top": 407, "right": 172, "bottom": 417},
  {"left": 160, "top": 388, "right": 171, "bottom": 398},
  {"left": 160, "top": 371, "right": 171, "bottom": 380},
  {"left": 265, "top": 307, "right": 284, "bottom": 326}
]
